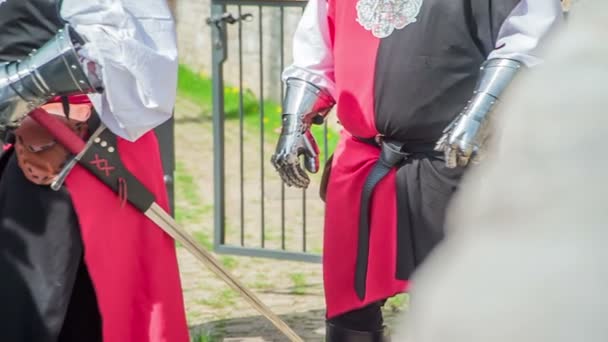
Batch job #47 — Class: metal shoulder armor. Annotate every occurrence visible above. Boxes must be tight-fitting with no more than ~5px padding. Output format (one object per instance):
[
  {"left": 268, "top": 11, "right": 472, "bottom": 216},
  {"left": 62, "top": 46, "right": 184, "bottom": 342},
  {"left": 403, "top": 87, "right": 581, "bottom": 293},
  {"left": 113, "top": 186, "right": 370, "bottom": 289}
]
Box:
[{"left": 0, "top": 24, "right": 102, "bottom": 130}]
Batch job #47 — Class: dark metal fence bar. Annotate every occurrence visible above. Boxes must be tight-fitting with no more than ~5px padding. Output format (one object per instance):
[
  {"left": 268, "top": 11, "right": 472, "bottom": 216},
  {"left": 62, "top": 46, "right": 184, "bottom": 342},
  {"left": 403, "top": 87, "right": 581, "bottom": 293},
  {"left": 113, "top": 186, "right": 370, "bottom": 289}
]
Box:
[
  {"left": 238, "top": 4, "right": 246, "bottom": 247},
  {"left": 279, "top": 6, "right": 286, "bottom": 251},
  {"left": 211, "top": 2, "right": 228, "bottom": 248},
  {"left": 258, "top": 5, "right": 266, "bottom": 248}
]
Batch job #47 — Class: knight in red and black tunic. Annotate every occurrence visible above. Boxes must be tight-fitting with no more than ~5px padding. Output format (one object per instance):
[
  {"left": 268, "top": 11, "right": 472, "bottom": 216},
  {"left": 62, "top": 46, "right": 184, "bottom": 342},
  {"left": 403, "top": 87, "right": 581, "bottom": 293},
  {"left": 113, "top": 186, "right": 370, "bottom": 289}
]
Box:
[{"left": 271, "top": 0, "right": 564, "bottom": 340}]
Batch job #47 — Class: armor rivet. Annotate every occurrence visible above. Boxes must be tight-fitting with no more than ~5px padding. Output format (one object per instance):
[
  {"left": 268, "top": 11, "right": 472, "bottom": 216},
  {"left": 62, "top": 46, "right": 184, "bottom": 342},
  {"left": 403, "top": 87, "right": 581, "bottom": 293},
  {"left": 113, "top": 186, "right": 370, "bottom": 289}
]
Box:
[
  {"left": 108, "top": 147, "right": 115, "bottom": 153},
  {"left": 101, "top": 141, "right": 108, "bottom": 147},
  {"left": 94, "top": 138, "right": 101, "bottom": 143}
]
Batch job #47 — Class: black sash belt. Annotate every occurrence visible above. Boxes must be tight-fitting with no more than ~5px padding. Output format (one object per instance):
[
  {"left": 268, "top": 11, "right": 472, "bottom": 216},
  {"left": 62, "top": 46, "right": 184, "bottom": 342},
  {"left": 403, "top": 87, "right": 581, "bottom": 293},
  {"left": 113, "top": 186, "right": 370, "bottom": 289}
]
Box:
[{"left": 354, "top": 136, "right": 440, "bottom": 300}]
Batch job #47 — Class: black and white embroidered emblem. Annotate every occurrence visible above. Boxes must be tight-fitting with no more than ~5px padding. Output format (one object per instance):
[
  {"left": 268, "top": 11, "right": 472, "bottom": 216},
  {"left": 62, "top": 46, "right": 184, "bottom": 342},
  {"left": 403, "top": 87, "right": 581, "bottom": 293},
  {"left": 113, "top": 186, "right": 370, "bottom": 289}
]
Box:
[{"left": 356, "top": 0, "right": 423, "bottom": 38}]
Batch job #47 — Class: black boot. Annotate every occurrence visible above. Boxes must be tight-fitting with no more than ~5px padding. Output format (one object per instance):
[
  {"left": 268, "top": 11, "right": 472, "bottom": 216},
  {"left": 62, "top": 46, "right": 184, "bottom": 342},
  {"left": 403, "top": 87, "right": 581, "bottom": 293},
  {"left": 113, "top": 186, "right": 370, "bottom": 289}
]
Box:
[{"left": 325, "top": 322, "right": 388, "bottom": 342}]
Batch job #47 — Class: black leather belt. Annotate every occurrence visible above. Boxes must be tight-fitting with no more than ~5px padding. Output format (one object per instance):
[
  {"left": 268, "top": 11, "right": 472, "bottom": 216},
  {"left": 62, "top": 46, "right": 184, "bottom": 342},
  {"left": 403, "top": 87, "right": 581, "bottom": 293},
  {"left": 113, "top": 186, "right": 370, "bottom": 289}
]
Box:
[{"left": 354, "top": 135, "right": 440, "bottom": 300}]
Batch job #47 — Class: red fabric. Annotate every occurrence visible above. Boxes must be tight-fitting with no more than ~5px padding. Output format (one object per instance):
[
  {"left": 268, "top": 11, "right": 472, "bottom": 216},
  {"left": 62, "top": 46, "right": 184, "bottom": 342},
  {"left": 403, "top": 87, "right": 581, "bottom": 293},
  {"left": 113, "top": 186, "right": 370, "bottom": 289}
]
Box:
[
  {"left": 50, "top": 95, "right": 92, "bottom": 104},
  {"left": 60, "top": 97, "right": 189, "bottom": 341},
  {"left": 323, "top": 0, "right": 409, "bottom": 318}
]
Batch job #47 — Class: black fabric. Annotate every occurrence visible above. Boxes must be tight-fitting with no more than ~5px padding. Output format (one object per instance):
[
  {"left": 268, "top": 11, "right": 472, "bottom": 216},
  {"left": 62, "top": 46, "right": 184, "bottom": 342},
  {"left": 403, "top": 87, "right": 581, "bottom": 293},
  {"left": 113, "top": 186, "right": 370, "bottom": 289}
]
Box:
[
  {"left": 373, "top": 0, "right": 521, "bottom": 143},
  {"left": 354, "top": 137, "right": 442, "bottom": 299},
  {"left": 327, "top": 301, "right": 386, "bottom": 333},
  {"left": 0, "top": 0, "right": 65, "bottom": 62},
  {"left": 325, "top": 322, "right": 385, "bottom": 342},
  {"left": 57, "top": 258, "right": 103, "bottom": 342},
  {"left": 0, "top": 152, "right": 102, "bottom": 341},
  {"left": 395, "top": 157, "right": 465, "bottom": 280}
]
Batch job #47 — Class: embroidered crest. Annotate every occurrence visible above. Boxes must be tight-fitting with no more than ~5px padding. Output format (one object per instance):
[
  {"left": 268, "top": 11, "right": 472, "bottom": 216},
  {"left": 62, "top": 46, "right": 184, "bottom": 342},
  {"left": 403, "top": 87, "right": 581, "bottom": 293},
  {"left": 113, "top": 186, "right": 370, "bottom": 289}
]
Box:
[{"left": 356, "top": 0, "right": 423, "bottom": 39}]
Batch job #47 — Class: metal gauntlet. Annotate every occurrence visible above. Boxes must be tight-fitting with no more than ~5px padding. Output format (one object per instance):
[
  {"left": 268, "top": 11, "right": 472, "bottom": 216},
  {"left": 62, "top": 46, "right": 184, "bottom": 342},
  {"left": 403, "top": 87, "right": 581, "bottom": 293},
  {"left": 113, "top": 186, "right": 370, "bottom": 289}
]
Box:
[
  {"left": 0, "top": 25, "right": 102, "bottom": 130},
  {"left": 271, "top": 78, "right": 335, "bottom": 188},
  {"left": 435, "top": 58, "right": 522, "bottom": 168}
]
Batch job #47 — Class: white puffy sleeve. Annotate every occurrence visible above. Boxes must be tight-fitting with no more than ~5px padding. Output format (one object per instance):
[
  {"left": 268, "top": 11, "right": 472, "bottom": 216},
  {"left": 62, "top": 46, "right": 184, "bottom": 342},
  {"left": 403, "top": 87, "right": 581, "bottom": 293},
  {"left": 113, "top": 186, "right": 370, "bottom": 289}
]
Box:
[
  {"left": 60, "top": 0, "right": 178, "bottom": 141},
  {"left": 282, "top": 0, "right": 336, "bottom": 99},
  {"left": 489, "top": 0, "right": 565, "bottom": 67}
]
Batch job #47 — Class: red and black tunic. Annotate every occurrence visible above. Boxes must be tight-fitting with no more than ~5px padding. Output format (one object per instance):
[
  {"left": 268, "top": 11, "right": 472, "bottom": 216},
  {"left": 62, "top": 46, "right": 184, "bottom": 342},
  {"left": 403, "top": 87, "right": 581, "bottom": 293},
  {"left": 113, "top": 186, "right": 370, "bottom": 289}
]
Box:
[{"left": 322, "top": 0, "right": 521, "bottom": 318}]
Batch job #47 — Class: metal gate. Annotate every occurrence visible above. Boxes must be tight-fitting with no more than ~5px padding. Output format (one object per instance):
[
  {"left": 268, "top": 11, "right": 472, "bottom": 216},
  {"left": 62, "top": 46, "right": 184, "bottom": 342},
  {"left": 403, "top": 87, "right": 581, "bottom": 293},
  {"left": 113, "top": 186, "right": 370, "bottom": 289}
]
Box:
[{"left": 208, "top": 0, "right": 332, "bottom": 263}]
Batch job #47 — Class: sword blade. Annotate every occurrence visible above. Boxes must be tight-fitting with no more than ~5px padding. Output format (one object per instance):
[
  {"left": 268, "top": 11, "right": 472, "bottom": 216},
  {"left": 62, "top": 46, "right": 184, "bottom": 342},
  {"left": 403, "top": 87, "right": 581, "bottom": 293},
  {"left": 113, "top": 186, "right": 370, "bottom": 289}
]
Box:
[{"left": 145, "top": 203, "right": 304, "bottom": 342}]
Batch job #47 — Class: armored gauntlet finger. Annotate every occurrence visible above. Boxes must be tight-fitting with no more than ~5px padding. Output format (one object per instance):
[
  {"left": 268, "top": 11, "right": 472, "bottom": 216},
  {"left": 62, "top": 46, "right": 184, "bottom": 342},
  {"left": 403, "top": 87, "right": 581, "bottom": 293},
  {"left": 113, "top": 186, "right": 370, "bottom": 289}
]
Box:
[{"left": 271, "top": 128, "right": 320, "bottom": 188}]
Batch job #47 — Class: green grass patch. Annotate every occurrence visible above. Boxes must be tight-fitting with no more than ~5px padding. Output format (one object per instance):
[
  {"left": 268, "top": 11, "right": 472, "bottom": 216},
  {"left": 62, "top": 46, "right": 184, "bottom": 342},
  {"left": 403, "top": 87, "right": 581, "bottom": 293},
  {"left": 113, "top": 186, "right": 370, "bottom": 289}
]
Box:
[
  {"left": 220, "top": 255, "right": 239, "bottom": 270},
  {"left": 177, "top": 65, "right": 212, "bottom": 112},
  {"left": 178, "top": 65, "right": 258, "bottom": 119},
  {"left": 385, "top": 293, "right": 409, "bottom": 312},
  {"left": 310, "top": 247, "right": 323, "bottom": 255},
  {"left": 174, "top": 161, "right": 212, "bottom": 225},
  {"left": 252, "top": 280, "right": 273, "bottom": 291},
  {"left": 174, "top": 161, "right": 213, "bottom": 249},
  {"left": 190, "top": 329, "right": 222, "bottom": 342},
  {"left": 289, "top": 272, "right": 308, "bottom": 296},
  {"left": 175, "top": 161, "right": 199, "bottom": 205},
  {"left": 251, "top": 272, "right": 273, "bottom": 290},
  {"left": 192, "top": 231, "right": 214, "bottom": 251},
  {"left": 174, "top": 161, "right": 213, "bottom": 248},
  {"left": 198, "top": 289, "right": 237, "bottom": 309}
]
